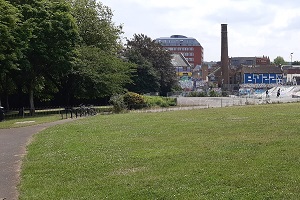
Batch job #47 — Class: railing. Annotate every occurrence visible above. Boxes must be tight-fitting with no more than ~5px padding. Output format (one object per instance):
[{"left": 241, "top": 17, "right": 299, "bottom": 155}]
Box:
[{"left": 2, "top": 105, "right": 113, "bottom": 120}]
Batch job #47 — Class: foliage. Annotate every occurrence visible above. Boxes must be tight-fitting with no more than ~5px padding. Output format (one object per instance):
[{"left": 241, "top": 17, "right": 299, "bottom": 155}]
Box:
[
  {"left": 273, "top": 56, "right": 285, "bottom": 66},
  {"left": 0, "top": 0, "right": 20, "bottom": 73},
  {"left": 19, "top": 103, "right": 300, "bottom": 199},
  {"left": 123, "top": 92, "right": 147, "bottom": 110},
  {"left": 0, "top": 0, "right": 21, "bottom": 107},
  {"left": 125, "top": 34, "right": 177, "bottom": 96},
  {"left": 109, "top": 93, "right": 176, "bottom": 112},
  {"left": 124, "top": 50, "right": 160, "bottom": 94},
  {"left": 7, "top": 0, "right": 79, "bottom": 113},
  {"left": 186, "top": 90, "right": 222, "bottom": 97},
  {"left": 187, "top": 91, "right": 207, "bottom": 97},
  {"left": 67, "top": 0, "right": 123, "bottom": 53},
  {"left": 209, "top": 90, "right": 219, "bottom": 97},
  {"left": 144, "top": 96, "right": 176, "bottom": 107},
  {"left": 109, "top": 94, "right": 127, "bottom": 113},
  {"left": 1, "top": 0, "right": 133, "bottom": 110},
  {"left": 71, "top": 46, "right": 133, "bottom": 101},
  {"left": 59, "top": 0, "right": 132, "bottom": 104}
]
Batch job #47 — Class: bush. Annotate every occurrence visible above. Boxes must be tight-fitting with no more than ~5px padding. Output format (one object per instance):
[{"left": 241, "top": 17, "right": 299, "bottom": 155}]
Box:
[
  {"left": 222, "top": 91, "right": 229, "bottom": 97},
  {"left": 166, "top": 97, "right": 177, "bottom": 106},
  {"left": 144, "top": 96, "right": 177, "bottom": 107},
  {"left": 109, "top": 94, "right": 127, "bottom": 113},
  {"left": 123, "top": 92, "right": 147, "bottom": 110},
  {"left": 209, "top": 90, "right": 219, "bottom": 97},
  {"left": 187, "top": 91, "right": 198, "bottom": 97},
  {"left": 187, "top": 91, "right": 207, "bottom": 97}
]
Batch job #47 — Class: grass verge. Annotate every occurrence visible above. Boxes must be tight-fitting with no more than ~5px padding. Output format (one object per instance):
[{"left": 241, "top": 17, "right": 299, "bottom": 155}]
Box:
[
  {"left": 0, "top": 114, "right": 62, "bottom": 129},
  {"left": 19, "top": 103, "right": 300, "bottom": 199}
]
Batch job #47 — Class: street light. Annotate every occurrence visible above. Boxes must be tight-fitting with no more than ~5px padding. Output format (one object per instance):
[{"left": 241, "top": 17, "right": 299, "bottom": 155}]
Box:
[{"left": 291, "top": 52, "right": 293, "bottom": 67}]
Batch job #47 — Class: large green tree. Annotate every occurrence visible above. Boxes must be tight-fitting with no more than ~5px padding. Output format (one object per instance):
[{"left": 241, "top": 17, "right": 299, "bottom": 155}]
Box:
[
  {"left": 2, "top": 0, "right": 134, "bottom": 109},
  {"left": 124, "top": 48, "right": 160, "bottom": 94},
  {"left": 62, "top": 0, "right": 133, "bottom": 103},
  {"left": 72, "top": 46, "right": 133, "bottom": 100},
  {"left": 67, "top": 0, "right": 123, "bottom": 52},
  {"left": 10, "top": 0, "right": 79, "bottom": 114},
  {"left": 125, "top": 34, "right": 177, "bottom": 96},
  {"left": 0, "top": 0, "right": 21, "bottom": 108}
]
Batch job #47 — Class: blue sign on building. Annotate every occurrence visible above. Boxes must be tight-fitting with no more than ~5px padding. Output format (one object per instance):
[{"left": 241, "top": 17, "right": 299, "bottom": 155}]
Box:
[{"left": 244, "top": 73, "right": 282, "bottom": 84}]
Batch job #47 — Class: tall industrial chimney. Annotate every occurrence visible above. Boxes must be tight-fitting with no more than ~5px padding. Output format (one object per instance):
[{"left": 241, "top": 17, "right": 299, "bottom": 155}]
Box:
[{"left": 221, "top": 24, "right": 229, "bottom": 85}]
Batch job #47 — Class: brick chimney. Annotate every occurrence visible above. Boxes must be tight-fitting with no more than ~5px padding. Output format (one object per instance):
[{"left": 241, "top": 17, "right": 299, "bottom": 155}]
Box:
[{"left": 221, "top": 24, "right": 229, "bottom": 85}]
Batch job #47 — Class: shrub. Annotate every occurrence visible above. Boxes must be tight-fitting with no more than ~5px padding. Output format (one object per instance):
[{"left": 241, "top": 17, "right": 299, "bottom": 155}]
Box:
[
  {"left": 222, "top": 91, "right": 229, "bottom": 97},
  {"left": 144, "top": 96, "right": 162, "bottom": 107},
  {"left": 166, "top": 97, "right": 177, "bottom": 106},
  {"left": 209, "top": 90, "right": 219, "bottom": 97},
  {"left": 144, "top": 96, "right": 177, "bottom": 107},
  {"left": 123, "top": 92, "right": 147, "bottom": 110},
  {"left": 109, "top": 94, "right": 127, "bottom": 113}
]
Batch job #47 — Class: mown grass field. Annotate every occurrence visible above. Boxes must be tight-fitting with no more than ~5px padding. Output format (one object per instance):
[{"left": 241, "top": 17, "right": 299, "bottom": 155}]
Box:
[
  {"left": 0, "top": 114, "right": 62, "bottom": 129},
  {"left": 19, "top": 103, "right": 300, "bottom": 199}
]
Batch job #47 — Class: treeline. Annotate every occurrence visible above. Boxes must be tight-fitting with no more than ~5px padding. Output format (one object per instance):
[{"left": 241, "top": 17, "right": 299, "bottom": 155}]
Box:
[{"left": 0, "top": 0, "right": 177, "bottom": 114}]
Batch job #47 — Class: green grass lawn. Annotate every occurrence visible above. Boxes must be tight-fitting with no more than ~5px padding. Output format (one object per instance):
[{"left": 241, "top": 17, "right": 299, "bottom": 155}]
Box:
[
  {"left": 0, "top": 114, "right": 63, "bottom": 129},
  {"left": 19, "top": 103, "right": 300, "bottom": 199}
]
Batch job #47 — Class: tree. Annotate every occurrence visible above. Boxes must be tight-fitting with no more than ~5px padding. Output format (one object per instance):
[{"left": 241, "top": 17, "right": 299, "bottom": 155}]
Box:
[
  {"left": 125, "top": 34, "right": 177, "bottom": 96},
  {"left": 59, "top": 0, "right": 133, "bottom": 103},
  {"left": 70, "top": 46, "right": 133, "bottom": 102},
  {"left": 2, "top": 0, "right": 134, "bottom": 108},
  {"left": 67, "top": 0, "right": 123, "bottom": 53},
  {"left": 273, "top": 56, "right": 285, "bottom": 66},
  {"left": 10, "top": 0, "right": 79, "bottom": 114},
  {"left": 0, "top": 0, "right": 21, "bottom": 108},
  {"left": 124, "top": 49, "right": 160, "bottom": 94}
]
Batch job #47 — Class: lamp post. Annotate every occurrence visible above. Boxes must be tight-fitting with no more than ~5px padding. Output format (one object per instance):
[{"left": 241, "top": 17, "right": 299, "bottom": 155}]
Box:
[{"left": 291, "top": 52, "right": 293, "bottom": 67}]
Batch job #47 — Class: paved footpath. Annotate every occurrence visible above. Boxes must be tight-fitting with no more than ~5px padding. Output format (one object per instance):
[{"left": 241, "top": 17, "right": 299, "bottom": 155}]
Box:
[{"left": 0, "top": 118, "right": 77, "bottom": 200}]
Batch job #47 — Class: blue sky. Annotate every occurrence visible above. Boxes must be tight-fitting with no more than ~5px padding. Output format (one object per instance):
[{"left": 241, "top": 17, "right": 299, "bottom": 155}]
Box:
[{"left": 100, "top": 0, "right": 300, "bottom": 62}]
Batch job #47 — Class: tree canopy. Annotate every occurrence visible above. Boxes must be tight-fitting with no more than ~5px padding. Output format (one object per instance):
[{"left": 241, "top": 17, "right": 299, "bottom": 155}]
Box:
[
  {"left": 124, "top": 34, "right": 177, "bottom": 96},
  {"left": 0, "top": 0, "right": 179, "bottom": 111},
  {"left": 7, "top": 0, "right": 80, "bottom": 113},
  {"left": 0, "top": 0, "right": 20, "bottom": 73},
  {"left": 0, "top": 0, "right": 134, "bottom": 111},
  {"left": 67, "top": 0, "right": 123, "bottom": 52},
  {"left": 273, "top": 56, "right": 285, "bottom": 66},
  {"left": 65, "top": 0, "right": 133, "bottom": 104}
]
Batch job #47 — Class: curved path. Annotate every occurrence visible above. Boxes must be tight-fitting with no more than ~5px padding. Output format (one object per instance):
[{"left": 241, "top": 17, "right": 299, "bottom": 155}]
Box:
[{"left": 0, "top": 118, "right": 77, "bottom": 200}]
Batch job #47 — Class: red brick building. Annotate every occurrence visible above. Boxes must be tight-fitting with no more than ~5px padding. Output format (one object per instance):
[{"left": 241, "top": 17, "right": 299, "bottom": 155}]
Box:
[
  {"left": 256, "top": 56, "right": 271, "bottom": 65},
  {"left": 230, "top": 56, "right": 271, "bottom": 67},
  {"left": 155, "top": 35, "right": 203, "bottom": 67}
]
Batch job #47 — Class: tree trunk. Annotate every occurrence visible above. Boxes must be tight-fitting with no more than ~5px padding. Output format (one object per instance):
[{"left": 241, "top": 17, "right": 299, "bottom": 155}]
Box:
[
  {"left": 5, "top": 94, "right": 9, "bottom": 111},
  {"left": 4, "top": 75, "right": 9, "bottom": 111},
  {"left": 29, "top": 84, "right": 35, "bottom": 116}
]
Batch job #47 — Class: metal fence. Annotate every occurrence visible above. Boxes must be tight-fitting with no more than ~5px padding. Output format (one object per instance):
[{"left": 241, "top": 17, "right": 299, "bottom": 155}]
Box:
[
  {"left": 131, "top": 96, "right": 300, "bottom": 113},
  {"left": 176, "top": 96, "right": 300, "bottom": 108},
  {"left": 3, "top": 105, "right": 113, "bottom": 120}
]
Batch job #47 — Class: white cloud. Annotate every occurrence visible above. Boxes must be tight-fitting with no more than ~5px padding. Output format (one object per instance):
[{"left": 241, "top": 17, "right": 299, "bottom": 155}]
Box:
[{"left": 100, "top": 0, "right": 300, "bottom": 62}]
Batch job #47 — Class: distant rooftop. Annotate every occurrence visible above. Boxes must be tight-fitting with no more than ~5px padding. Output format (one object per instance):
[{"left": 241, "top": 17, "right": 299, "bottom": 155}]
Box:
[
  {"left": 155, "top": 35, "right": 202, "bottom": 46},
  {"left": 171, "top": 53, "right": 191, "bottom": 67}
]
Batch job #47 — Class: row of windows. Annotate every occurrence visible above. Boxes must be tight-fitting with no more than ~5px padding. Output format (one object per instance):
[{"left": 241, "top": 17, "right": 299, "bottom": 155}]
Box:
[
  {"left": 166, "top": 47, "right": 194, "bottom": 51},
  {"left": 231, "top": 60, "right": 254, "bottom": 65},
  {"left": 163, "top": 43, "right": 198, "bottom": 46},
  {"left": 176, "top": 67, "right": 192, "bottom": 72},
  {"left": 186, "top": 58, "right": 194, "bottom": 61},
  {"left": 182, "top": 53, "right": 194, "bottom": 57},
  {"left": 158, "top": 39, "right": 197, "bottom": 44}
]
